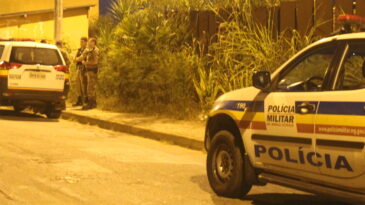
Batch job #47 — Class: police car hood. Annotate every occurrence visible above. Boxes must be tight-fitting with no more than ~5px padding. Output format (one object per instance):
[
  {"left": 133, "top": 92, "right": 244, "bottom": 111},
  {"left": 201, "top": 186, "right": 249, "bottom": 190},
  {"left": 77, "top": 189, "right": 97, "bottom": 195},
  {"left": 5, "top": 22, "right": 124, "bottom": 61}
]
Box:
[{"left": 218, "top": 86, "right": 260, "bottom": 101}]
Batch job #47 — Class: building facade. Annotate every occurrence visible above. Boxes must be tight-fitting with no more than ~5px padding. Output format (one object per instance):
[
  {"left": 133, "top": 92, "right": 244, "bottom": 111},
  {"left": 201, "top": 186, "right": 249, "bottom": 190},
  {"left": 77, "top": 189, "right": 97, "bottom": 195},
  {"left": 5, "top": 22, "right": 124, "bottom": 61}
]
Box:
[{"left": 0, "top": 0, "right": 99, "bottom": 49}]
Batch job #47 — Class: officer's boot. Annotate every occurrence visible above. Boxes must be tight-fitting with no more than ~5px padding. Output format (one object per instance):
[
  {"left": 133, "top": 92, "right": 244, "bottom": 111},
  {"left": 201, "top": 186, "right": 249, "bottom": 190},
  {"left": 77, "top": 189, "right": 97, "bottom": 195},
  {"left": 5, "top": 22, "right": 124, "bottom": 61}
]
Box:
[
  {"left": 84, "top": 97, "right": 89, "bottom": 105},
  {"left": 91, "top": 99, "right": 97, "bottom": 109},
  {"left": 82, "top": 98, "right": 91, "bottom": 110},
  {"left": 88, "top": 99, "right": 96, "bottom": 109},
  {"left": 82, "top": 98, "right": 96, "bottom": 110},
  {"left": 72, "top": 96, "right": 83, "bottom": 107},
  {"left": 82, "top": 102, "right": 91, "bottom": 110}
]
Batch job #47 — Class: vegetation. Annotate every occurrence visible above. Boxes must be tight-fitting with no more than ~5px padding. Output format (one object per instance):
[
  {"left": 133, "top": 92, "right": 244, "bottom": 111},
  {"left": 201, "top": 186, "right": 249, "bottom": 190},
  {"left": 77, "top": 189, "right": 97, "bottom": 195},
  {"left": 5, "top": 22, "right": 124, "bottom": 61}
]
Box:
[
  {"left": 90, "top": 0, "right": 319, "bottom": 119},
  {"left": 193, "top": 1, "right": 319, "bottom": 112},
  {"left": 95, "top": 0, "right": 199, "bottom": 118}
]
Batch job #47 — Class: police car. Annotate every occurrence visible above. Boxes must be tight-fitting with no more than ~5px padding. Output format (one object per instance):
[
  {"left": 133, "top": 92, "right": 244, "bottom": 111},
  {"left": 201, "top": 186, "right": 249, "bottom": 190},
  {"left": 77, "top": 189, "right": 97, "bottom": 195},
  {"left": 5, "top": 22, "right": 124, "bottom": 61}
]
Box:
[
  {"left": 205, "top": 15, "right": 365, "bottom": 204},
  {"left": 0, "top": 39, "right": 69, "bottom": 118}
]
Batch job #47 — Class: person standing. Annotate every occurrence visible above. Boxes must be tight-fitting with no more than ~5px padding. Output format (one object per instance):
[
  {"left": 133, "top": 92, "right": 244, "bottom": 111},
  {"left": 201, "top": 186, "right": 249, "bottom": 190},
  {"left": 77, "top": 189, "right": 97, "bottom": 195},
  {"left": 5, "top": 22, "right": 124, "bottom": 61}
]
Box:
[
  {"left": 55, "top": 41, "right": 71, "bottom": 67},
  {"left": 73, "top": 37, "right": 88, "bottom": 106},
  {"left": 77, "top": 37, "right": 99, "bottom": 110}
]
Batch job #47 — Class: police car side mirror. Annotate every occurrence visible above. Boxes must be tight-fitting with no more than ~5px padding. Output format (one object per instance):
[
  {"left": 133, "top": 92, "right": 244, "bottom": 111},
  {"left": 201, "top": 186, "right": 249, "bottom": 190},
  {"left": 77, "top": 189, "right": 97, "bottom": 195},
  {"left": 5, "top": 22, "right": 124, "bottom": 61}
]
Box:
[{"left": 252, "top": 71, "right": 271, "bottom": 91}]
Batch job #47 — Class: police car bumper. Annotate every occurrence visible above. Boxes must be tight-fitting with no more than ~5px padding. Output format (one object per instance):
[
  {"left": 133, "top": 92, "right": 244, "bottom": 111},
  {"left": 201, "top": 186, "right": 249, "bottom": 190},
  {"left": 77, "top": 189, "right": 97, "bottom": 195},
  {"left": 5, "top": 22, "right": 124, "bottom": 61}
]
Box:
[
  {"left": 1, "top": 90, "right": 66, "bottom": 109},
  {"left": 0, "top": 76, "right": 68, "bottom": 106},
  {"left": 0, "top": 78, "right": 66, "bottom": 105}
]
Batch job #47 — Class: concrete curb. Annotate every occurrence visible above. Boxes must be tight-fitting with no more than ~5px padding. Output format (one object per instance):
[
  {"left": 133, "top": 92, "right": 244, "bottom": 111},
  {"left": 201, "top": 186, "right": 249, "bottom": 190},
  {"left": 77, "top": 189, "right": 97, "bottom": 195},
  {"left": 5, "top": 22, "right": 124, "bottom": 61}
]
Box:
[{"left": 61, "top": 112, "right": 204, "bottom": 151}]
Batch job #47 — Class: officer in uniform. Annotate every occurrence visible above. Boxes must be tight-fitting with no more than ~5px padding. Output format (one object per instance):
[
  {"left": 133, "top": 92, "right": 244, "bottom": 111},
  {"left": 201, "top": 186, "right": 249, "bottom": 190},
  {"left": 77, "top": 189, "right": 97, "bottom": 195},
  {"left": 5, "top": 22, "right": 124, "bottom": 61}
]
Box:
[
  {"left": 73, "top": 37, "right": 88, "bottom": 106},
  {"left": 55, "top": 41, "right": 71, "bottom": 67},
  {"left": 77, "top": 37, "right": 99, "bottom": 110}
]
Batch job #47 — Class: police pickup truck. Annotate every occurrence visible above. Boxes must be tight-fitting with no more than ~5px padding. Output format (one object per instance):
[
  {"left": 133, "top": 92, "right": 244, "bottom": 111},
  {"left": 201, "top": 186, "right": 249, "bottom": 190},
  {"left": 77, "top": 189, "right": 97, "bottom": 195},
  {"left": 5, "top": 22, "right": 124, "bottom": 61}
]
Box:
[
  {"left": 0, "top": 40, "right": 69, "bottom": 118},
  {"left": 205, "top": 32, "right": 365, "bottom": 203}
]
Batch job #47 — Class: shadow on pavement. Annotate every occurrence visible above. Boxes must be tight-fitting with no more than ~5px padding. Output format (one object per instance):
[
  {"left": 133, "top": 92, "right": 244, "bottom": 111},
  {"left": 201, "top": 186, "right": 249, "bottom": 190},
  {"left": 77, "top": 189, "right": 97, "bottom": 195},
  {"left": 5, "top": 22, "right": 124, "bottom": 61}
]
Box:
[
  {"left": 191, "top": 175, "right": 350, "bottom": 205},
  {"left": 242, "top": 194, "right": 350, "bottom": 205},
  {"left": 0, "top": 109, "right": 58, "bottom": 122}
]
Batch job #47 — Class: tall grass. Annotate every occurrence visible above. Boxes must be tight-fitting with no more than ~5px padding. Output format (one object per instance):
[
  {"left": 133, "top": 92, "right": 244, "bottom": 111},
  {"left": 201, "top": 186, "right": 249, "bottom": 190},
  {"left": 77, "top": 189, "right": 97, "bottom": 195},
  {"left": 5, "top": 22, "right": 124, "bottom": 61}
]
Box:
[{"left": 192, "top": 0, "right": 320, "bottom": 112}]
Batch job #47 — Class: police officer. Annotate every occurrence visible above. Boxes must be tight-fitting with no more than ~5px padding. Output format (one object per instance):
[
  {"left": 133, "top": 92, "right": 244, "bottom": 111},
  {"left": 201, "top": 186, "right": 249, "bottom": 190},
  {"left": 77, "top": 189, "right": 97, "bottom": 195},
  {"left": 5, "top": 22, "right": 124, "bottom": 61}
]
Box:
[
  {"left": 55, "top": 41, "right": 71, "bottom": 67},
  {"left": 73, "top": 37, "right": 88, "bottom": 106},
  {"left": 77, "top": 37, "right": 99, "bottom": 110}
]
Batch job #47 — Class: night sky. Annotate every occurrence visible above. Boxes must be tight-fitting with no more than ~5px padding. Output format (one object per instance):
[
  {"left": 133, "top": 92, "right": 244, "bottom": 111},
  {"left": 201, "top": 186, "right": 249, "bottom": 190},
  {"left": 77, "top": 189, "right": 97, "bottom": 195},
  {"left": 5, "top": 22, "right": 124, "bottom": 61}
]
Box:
[{"left": 99, "top": 0, "right": 113, "bottom": 16}]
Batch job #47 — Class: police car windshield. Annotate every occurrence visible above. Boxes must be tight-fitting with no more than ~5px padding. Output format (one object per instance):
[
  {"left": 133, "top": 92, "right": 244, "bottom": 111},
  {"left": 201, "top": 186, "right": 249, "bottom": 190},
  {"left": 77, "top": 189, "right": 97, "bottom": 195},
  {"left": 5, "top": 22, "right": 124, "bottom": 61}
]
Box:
[{"left": 10, "top": 47, "right": 63, "bottom": 66}]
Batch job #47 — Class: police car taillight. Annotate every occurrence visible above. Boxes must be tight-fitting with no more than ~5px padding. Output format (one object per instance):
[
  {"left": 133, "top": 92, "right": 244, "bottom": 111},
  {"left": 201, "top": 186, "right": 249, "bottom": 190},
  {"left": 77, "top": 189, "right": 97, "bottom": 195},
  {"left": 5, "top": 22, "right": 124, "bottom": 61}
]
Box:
[
  {"left": 0, "top": 61, "right": 22, "bottom": 70},
  {"left": 53, "top": 65, "right": 69, "bottom": 73}
]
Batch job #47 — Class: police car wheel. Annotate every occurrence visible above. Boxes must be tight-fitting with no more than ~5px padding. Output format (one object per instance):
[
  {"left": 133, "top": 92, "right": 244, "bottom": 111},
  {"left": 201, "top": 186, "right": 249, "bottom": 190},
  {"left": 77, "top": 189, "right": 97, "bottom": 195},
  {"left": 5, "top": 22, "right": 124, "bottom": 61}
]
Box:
[
  {"left": 46, "top": 108, "right": 62, "bottom": 119},
  {"left": 207, "top": 130, "right": 252, "bottom": 198},
  {"left": 13, "top": 104, "right": 25, "bottom": 113}
]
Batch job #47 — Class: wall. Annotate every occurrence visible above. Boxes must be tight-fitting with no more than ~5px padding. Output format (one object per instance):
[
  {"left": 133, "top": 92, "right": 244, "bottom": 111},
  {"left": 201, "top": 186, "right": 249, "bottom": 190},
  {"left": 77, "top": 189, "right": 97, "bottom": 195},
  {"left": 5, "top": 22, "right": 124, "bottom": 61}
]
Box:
[
  {"left": 0, "top": 8, "right": 89, "bottom": 49},
  {"left": 0, "top": 0, "right": 99, "bottom": 20},
  {"left": 0, "top": 0, "right": 97, "bottom": 50}
]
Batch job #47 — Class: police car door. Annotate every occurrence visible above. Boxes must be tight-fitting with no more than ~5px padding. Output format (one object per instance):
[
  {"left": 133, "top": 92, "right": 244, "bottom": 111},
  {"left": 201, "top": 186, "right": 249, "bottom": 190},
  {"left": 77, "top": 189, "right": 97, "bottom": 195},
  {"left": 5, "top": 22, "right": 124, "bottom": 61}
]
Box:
[
  {"left": 251, "top": 42, "right": 339, "bottom": 179},
  {"left": 313, "top": 41, "right": 365, "bottom": 194}
]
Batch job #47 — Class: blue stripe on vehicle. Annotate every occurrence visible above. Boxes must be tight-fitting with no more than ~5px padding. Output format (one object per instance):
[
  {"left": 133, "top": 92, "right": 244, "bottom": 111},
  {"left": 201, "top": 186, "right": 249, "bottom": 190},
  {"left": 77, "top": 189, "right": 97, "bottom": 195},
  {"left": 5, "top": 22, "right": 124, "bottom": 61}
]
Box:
[
  {"left": 215, "top": 101, "right": 252, "bottom": 111},
  {"left": 216, "top": 101, "right": 264, "bottom": 112},
  {"left": 318, "top": 102, "right": 365, "bottom": 116},
  {"left": 218, "top": 100, "right": 365, "bottom": 116}
]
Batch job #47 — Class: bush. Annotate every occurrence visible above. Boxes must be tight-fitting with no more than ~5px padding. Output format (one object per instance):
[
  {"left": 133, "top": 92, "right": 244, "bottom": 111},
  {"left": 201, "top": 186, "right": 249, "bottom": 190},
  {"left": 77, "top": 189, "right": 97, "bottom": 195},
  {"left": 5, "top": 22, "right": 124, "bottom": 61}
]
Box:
[{"left": 97, "top": 2, "right": 200, "bottom": 118}]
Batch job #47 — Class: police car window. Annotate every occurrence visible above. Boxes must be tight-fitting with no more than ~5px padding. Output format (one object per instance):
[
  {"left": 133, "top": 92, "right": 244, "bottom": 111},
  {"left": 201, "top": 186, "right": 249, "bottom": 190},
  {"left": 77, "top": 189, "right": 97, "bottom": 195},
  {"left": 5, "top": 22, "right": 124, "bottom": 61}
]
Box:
[
  {"left": 10, "top": 47, "right": 62, "bottom": 66},
  {"left": 336, "top": 43, "right": 365, "bottom": 90},
  {"left": 0, "top": 45, "right": 4, "bottom": 58},
  {"left": 276, "top": 46, "right": 335, "bottom": 92}
]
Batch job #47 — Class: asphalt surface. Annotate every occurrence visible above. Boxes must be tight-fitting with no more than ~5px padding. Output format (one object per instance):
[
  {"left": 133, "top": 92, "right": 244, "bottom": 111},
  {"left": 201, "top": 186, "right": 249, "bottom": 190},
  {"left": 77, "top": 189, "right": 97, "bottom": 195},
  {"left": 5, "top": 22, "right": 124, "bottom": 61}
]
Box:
[{"left": 0, "top": 109, "right": 350, "bottom": 205}]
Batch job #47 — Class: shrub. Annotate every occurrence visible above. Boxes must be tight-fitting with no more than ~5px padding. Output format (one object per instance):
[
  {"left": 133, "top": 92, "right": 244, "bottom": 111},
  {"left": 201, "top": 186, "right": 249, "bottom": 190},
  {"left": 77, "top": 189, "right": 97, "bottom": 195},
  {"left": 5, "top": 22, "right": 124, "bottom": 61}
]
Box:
[{"left": 97, "top": 2, "right": 199, "bottom": 118}]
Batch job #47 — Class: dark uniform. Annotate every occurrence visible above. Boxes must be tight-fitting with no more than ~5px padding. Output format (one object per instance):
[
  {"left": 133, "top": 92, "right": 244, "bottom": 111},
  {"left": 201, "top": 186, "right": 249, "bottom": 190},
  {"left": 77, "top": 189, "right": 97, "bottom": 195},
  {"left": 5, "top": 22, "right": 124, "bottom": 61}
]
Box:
[
  {"left": 82, "top": 46, "right": 99, "bottom": 109},
  {"left": 74, "top": 46, "right": 88, "bottom": 105}
]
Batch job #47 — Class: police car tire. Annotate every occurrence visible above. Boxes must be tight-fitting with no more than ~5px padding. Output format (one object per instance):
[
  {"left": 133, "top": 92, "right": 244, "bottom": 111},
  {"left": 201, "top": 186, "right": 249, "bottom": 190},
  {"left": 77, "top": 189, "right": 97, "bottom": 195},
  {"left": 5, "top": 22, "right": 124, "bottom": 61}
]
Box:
[
  {"left": 13, "top": 105, "right": 24, "bottom": 113},
  {"left": 46, "top": 110, "right": 62, "bottom": 119},
  {"left": 207, "top": 130, "right": 252, "bottom": 198}
]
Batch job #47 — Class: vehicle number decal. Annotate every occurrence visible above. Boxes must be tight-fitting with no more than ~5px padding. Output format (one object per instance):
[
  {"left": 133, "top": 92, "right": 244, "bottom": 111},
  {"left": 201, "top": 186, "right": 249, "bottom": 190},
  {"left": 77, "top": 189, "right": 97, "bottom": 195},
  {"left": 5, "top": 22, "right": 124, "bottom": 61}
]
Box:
[{"left": 29, "top": 72, "right": 46, "bottom": 79}]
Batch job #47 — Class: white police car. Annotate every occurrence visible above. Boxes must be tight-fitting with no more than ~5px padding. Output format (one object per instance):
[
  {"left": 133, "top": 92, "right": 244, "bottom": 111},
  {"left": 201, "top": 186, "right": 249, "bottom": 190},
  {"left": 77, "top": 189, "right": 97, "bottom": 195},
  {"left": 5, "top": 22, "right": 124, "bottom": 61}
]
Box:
[
  {"left": 0, "top": 40, "right": 69, "bottom": 118},
  {"left": 205, "top": 32, "right": 365, "bottom": 203}
]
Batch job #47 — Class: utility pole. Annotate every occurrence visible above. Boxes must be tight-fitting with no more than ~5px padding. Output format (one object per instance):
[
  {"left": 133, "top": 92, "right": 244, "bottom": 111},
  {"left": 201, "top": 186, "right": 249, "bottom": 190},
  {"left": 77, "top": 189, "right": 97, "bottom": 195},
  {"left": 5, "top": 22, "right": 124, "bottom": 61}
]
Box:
[{"left": 54, "top": 0, "right": 63, "bottom": 42}]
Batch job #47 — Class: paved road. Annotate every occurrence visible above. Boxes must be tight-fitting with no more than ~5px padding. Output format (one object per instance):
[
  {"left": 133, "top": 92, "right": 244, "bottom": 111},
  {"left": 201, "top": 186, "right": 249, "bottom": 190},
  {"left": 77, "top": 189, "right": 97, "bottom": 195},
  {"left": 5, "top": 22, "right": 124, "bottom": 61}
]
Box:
[{"left": 0, "top": 109, "right": 349, "bottom": 205}]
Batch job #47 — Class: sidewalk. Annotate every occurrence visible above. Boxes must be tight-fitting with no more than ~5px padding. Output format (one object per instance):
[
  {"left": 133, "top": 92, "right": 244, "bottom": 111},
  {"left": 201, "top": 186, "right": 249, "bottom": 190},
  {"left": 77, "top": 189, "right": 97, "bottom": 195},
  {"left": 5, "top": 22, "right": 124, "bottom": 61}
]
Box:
[{"left": 62, "top": 107, "right": 206, "bottom": 151}]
